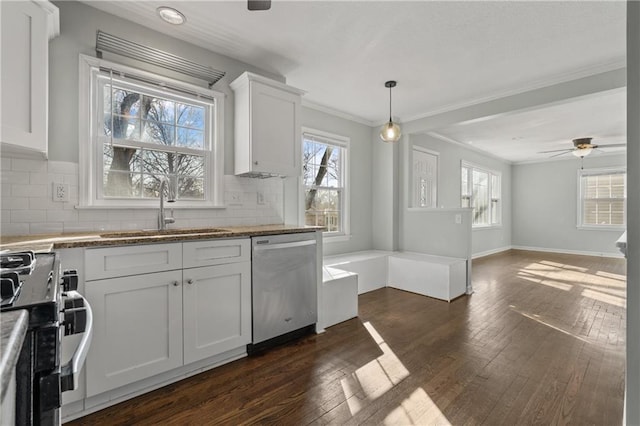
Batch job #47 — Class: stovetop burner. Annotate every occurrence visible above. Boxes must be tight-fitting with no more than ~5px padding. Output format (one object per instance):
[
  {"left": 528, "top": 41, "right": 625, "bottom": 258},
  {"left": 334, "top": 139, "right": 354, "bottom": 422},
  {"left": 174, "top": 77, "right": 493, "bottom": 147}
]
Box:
[
  {"left": 0, "top": 251, "right": 60, "bottom": 325},
  {"left": 0, "top": 250, "right": 36, "bottom": 274}
]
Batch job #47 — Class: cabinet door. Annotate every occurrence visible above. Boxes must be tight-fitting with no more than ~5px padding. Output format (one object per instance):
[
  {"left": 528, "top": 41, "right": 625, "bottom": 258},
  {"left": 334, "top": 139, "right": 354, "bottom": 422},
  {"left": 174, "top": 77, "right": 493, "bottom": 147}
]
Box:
[
  {"left": 250, "top": 81, "right": 301, "bottom": 176},
  {"left": 0, "top": 1, "right": 48, "bottom": 155},
  {"left": 85, "top": 270, "right": 183, "bottom": 396},
  {"left": 183, "top": 262, "right": 251, "bottom": 364}
]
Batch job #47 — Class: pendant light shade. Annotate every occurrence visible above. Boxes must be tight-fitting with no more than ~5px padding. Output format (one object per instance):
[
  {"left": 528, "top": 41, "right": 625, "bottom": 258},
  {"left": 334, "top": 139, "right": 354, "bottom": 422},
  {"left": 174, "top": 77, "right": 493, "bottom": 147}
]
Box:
[
  {"left": 572, "top": 147, "right": 593, "bottom": 158},
  {"left": 380, "top": 80, "right": 401, "bottom": 143}
]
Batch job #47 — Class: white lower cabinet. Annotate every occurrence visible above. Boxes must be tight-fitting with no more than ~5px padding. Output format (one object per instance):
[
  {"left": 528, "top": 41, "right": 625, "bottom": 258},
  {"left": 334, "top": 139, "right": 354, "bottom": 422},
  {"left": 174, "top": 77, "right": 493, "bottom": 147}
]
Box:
[
  {"left": 183, "top": 262, "right": 251, "bottom": 364},
  {"left": 85, "top": 270, "right": 184, "bottom": 397},
  {"left": 83, "top": 239, "right": 251, "bottom": 397}
]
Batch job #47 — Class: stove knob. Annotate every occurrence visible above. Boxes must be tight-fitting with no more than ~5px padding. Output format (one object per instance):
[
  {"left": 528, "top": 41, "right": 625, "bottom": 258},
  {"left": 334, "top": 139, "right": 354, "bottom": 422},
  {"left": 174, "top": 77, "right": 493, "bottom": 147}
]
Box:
[
  {"left": 63, "top": 306, "right": 87, "bottom": 335},
  {"left": 62, "top": 269, "right": 79, "bottom": 292}
]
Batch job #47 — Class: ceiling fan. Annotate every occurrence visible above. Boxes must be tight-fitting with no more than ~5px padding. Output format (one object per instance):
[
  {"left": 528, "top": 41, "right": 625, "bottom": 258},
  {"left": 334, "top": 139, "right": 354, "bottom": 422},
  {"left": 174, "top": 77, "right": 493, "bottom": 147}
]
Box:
[
  {"left": 248, "top": 0, "right": 271, "bottom": 11},
  {"left": 538, "top": 137, "right": 626, "bottom": 158}
]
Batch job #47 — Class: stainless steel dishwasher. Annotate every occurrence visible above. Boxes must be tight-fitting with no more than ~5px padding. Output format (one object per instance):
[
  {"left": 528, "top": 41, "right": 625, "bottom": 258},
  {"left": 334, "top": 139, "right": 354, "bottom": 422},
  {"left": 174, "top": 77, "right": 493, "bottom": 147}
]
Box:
[{"left": 249, "top": 232, "right": 318, "bottom": 353}]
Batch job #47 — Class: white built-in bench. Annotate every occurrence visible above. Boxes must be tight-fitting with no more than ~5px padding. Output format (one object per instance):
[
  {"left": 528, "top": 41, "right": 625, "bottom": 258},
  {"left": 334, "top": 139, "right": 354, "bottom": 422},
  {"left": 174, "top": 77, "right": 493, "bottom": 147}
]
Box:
[
  {"left": 321, "top": 250, "right": 468, "bottom": 328},
  {"left": 321, "top": 266, "right": 358, "bottom": 329},
  {"left": 388, "top": 252, "right": 467, "bottom": 302},
  {"left": 324, "top": 250, "right": 392, "bottom": 294}
]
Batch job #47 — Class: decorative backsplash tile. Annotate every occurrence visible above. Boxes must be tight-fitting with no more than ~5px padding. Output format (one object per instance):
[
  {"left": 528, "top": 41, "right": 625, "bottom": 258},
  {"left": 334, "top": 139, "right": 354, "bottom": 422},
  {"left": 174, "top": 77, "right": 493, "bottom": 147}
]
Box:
[{"left": 0, "top": 158, "right": 284, "bottom": 236}]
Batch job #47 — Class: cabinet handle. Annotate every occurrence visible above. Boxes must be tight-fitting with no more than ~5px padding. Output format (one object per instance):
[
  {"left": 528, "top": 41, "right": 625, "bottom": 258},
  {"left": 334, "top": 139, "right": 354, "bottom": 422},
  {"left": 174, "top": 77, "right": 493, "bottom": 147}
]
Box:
[
  {"left": 172, "top": 281, "right": 179, "bottom": 287},
  {"left": 254, "top": 161, "right": 259, "bottom": 165},
  {"left": 187, "top": 279, "right": 194, "bottom": 285}
]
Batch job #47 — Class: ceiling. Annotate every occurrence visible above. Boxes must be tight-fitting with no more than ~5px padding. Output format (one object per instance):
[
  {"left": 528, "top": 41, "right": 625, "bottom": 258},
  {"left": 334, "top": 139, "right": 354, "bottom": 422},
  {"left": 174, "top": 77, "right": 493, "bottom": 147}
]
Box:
[{"left": 83, "top": 0, "right": 627, "bottom": 162}]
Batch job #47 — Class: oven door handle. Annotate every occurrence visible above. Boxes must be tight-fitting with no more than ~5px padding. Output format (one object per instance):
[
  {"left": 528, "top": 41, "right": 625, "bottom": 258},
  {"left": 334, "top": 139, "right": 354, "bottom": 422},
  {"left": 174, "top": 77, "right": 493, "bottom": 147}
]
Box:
[{"left": 60, "top": 291, "right": 93, "bottom": 392}]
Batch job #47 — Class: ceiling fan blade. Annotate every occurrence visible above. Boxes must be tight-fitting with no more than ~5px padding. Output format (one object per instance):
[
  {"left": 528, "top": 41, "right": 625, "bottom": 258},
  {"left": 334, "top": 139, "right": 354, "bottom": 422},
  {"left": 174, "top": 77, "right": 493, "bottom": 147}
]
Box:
[
  {"left": 537, "top": 148, "right": 573, "bottom": 154},
  {"left": 248, "top": 0, "right": 271, "bottom": 10},
  {"left": 596, "top": 143, "right": 626, "bottom": 148},
  {"left": 548, "top": 151, "right": 572, "bottom": 158}
]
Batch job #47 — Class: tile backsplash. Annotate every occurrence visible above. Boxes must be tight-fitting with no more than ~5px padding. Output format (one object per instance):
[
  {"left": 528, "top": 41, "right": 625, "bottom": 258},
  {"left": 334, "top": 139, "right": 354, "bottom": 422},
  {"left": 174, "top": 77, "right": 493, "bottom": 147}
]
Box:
[{"left": 0, "top": 157, "right": 284, "bottom": 236}]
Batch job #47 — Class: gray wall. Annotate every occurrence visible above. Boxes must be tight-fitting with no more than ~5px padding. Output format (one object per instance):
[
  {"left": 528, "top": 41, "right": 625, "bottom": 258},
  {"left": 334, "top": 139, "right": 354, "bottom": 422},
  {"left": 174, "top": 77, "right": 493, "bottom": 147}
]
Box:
[
  {"left": 512, "top": 154, "right": 626, "bottom": 256},
  {"left": 403, "top": 133, "right": 512, "bottom": 257},
  {"left": 300, "top": 107, "right": 374, "bottom": 256},
  {"left": 49, "top": 1, "right": 281, "bottom": 174},
  {"left": 371, "top": 133, "right": 399, "bottom": 251}
]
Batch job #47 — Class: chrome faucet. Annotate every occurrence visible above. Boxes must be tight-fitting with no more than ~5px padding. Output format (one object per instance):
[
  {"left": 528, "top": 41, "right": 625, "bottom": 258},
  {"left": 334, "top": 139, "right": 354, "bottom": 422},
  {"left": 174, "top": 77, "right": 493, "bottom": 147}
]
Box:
[{"left": 158, "top": 178, "right": 176, "bottom": 230}]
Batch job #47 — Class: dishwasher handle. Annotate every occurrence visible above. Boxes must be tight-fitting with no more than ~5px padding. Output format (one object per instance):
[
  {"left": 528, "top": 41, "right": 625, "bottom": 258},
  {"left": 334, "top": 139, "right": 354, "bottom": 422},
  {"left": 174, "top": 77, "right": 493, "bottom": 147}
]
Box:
[{"left": 253, "top": 240, "right": 316, "bottom": 251}]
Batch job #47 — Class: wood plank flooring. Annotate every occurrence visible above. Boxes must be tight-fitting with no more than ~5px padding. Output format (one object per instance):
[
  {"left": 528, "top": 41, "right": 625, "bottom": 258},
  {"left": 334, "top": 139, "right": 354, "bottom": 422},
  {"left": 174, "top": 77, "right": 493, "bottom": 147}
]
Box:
[{"left": 67, "top": 250, "right": 626, "bottom": 425}]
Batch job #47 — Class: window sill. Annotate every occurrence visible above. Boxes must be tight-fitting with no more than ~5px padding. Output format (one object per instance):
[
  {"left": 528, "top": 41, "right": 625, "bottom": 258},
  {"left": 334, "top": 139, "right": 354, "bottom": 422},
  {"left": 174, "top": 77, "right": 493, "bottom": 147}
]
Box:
[
  {"left": 322, "top": 233, "right": 351, "bottom": 243},
  {"left": 577, "top": 225, "right": 625, "bottom": 231}
]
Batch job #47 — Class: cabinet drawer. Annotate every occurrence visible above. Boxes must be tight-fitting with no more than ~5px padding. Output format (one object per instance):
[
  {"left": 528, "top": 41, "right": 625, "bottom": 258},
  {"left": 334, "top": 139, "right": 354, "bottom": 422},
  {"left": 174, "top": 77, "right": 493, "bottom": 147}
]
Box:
[
  {"left": 85, "top": 243, "right": 182, "bottom": 281},
  {"left": 183, "top": 239, "right": 250, "bottom": 268}
]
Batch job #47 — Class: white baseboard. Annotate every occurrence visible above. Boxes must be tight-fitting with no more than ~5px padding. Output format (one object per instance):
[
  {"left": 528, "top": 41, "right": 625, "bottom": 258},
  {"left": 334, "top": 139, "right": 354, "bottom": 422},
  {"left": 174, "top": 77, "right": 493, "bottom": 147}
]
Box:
[
  {"left": 511, "top": 245, "right": 624, "bottom": 259},
  {"left": 472, "top": 246, "right": 511, "bottom": 259}
]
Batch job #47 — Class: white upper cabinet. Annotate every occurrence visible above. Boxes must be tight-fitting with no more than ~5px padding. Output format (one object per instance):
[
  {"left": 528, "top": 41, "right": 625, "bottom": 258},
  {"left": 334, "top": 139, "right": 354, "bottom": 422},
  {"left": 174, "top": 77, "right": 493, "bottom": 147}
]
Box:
[
  {"left": 230, "top": 72, "right": 304, "bottom": 177},
  {"left": 0, "top": 1, "right": 59, "bottom": 159}
]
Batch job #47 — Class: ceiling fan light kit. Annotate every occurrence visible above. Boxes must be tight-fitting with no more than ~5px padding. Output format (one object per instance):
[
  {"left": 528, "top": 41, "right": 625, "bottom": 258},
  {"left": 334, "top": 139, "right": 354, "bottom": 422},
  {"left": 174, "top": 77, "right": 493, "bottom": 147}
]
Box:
[
  {"left": 380, "top": 80, "right": 402, "bottom": 143},
  {"left": 572, "top": 147, "right": 593, "bottom": 158},
  {"left": 538, "top": 137, "right": 626, "bottom": 159}
]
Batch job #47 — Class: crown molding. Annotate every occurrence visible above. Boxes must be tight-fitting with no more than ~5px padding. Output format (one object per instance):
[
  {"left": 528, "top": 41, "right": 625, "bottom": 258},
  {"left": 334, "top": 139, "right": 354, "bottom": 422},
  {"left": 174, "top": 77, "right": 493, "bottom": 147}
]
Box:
[{"left": 301, "top": 99, "right": 374, "bottom": 127}]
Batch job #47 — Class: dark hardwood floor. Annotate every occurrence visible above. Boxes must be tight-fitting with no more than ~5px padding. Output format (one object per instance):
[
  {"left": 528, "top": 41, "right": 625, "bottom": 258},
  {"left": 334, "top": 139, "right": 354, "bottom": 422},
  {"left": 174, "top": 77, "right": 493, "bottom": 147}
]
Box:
[{"left": 68, "top": 250, "right": 626, "bottom": 425}]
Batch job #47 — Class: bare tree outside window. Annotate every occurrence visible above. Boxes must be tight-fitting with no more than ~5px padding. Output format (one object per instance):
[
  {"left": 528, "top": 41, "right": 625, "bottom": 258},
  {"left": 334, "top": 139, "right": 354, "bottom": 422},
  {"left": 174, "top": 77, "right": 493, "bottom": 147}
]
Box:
[
  {"left": 102, "top": 84, "right": 207, "bottom": 200},
  {"left": 303, "top": 136, "right": 343, "bottom": 233}
]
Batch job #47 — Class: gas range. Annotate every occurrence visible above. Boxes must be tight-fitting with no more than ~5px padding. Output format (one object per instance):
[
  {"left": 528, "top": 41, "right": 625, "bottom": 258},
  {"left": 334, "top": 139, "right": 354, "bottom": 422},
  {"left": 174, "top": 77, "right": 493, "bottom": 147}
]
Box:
[{"left": 0, "top": 249, "right": 92, "bottom": 425}]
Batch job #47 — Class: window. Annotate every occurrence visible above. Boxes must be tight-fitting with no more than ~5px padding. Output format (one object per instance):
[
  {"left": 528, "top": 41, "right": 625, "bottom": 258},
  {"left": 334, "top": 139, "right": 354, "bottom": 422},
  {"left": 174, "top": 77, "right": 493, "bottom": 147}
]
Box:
[
  {"left": 79, "top": 55, "right": 224, "bottom": 207},
  {"left": 578, "top": 168, "right": 626, "bottom": 228},
  {"left": 461, "top": 162, "right": 501, "bottom": 227},
  {"left": 302, "top": 129, "right": 349, "bottom": 236}
]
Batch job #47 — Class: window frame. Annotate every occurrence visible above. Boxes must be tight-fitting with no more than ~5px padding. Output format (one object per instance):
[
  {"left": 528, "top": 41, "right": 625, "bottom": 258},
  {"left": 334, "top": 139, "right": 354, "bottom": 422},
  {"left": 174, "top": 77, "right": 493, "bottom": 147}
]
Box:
[
  {"left": 461, "top": 161, "right": 502, "bottom": 229},
  {"left": 577, "top": 167, "right": 626, "bottom": 231},
  {"left": 301, "top": 127, "right": 350, "bottom": 240},
  {"left": 78, "top": 54, "right": 225, "bottom": 209}
]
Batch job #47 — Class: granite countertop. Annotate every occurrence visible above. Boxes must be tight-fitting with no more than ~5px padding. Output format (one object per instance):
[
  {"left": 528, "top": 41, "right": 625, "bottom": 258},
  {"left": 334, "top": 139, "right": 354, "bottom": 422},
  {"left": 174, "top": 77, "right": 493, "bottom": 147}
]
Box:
[
  {"left": 0, "top": 224, "right": 323, "bottom": 252},
  {"left": 0, "top": 310, "right": 28, "bottom": 400}
]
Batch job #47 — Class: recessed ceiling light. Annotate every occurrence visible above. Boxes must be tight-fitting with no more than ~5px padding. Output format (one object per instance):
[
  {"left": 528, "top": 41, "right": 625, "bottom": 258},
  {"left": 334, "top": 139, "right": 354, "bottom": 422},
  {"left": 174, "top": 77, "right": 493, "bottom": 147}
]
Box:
[{"left": 157, "top": 6, "right": 186, "bottom": 25}]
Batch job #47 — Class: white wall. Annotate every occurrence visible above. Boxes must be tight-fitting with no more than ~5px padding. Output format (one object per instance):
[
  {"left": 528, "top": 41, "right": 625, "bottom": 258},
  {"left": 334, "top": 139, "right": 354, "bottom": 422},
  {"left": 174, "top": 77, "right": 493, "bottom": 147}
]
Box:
[
  {"left": 300, "top": 107, "right": 373, "bottom": 256},
  {"left": 402, "top": 133, "right": 512, "bottom": 257},
  {"left": 512, "top": 154, "right": 626, "bottom": 256}
]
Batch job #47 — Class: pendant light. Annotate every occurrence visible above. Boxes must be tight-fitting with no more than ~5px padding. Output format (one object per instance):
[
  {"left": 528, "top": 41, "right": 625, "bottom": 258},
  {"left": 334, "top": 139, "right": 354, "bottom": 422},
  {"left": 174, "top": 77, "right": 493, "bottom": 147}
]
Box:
[{"left": 380, "top": 80, "right": 401, "bottom": 143}]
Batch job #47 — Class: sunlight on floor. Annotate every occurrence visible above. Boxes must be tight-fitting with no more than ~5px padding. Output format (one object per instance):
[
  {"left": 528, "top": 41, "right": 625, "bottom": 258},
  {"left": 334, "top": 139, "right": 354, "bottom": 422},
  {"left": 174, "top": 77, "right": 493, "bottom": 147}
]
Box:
[
  {"left": 341, "top": 321, "right": 410, "bottom": 416},
  {"left": 517, "top": 272, "right": 573, "bottom": 291},
  {"left": 539, "top": 260, "right": 588, "bottom": 272},
  {"left": 383, "top": 387, "right": 452, "bottom": 426},
  {"left": 519, "top": 260, "right": 627, "bottom": 307},
  {"left": 510, "top": 305, "right": 592, "bottom": 344},
  {"left": 340, "top": 321, "right": 451, "bottom": 425},
  {"left": 596, "top": 270, "right": 626, "bottom": 281},
  {"left": 582, "top": 288, "right": 626, "bottom": 308}
]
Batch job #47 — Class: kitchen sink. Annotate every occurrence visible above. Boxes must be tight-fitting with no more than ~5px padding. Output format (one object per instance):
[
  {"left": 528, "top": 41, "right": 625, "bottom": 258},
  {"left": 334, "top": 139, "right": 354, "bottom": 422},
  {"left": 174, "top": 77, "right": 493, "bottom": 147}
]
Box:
[{"left": 99, "top": 228, "right": 231, "bottom": 238}]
